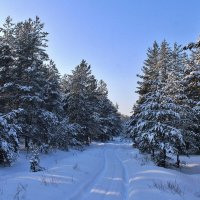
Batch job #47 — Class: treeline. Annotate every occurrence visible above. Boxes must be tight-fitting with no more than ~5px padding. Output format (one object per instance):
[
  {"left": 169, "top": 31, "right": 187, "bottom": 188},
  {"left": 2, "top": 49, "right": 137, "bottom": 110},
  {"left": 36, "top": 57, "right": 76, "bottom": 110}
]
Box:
[
  {"left": 0, "top": 17, "right": 122, "bottom": 165},
  {"left": 128, "top": 40, "right": 200, "bottom": 167}
]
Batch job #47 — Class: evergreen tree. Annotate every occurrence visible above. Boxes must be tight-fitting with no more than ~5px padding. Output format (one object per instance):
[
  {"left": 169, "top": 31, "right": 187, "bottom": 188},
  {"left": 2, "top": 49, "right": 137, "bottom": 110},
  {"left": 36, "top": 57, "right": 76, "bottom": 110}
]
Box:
[
  {"left": 0, "top": 109, "right": 22, "bottom": 165},
  {"left": 11, "top": 17, "right": 50, "bottom": 149},
  {"left": 164, "top": 43, "right": 197, "bottom": 166},
  {"left": 62, "top": 60, "right": 98, "bottom": 144},
  {"left": 129, "top": 41, "right": 195, "bottom": 167},
  {"left": 95, "top": 80, "right": 122, "bottom": 141},
  {"left": 0, "top": 17, "right": 22, "bottom": 165},
  {"left": 44, "top": 60, "right": 63, "bottom": 115},
  {"left": 0, "top": 17, "right": 16, "bottom": 114},
  {"left": 137, "top": 41, "right": 160, "bottom": 96},
  {"left": 184, "top": 48, "right": 200, "bottom": 152},
  {"left": 38, "top": 60, "right": 66, "bottom": 150},
  {"left": 128, "top": 41, "right": 160, "bottom": 146}
]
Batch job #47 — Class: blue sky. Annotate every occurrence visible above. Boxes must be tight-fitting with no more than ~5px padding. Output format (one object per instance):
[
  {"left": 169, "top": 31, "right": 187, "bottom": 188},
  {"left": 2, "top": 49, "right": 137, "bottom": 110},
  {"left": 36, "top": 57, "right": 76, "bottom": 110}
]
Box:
[{"left": 1, "top": 0, "right": 200, "bottom": 115}]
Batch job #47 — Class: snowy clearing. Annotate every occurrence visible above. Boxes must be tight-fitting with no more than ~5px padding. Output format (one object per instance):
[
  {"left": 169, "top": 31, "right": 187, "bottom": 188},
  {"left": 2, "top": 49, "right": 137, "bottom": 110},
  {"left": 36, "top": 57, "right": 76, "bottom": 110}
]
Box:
[{"left": 0, "top": 139, "right": 200, "bottom": 200}]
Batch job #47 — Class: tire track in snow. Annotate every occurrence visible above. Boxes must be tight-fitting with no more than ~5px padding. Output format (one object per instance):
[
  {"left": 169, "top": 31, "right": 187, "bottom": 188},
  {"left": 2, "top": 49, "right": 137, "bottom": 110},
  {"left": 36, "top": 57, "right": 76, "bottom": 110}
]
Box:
[
  {"left": 79, "top": 146, "right": 113, "bottom": 200},
  {"left": 68, "top": 146, "right": 107, "bottom": 200},
  {"left": 68, "top": 142, "right": 130, "bottom": 200},
  {"left": 81, "top": 143, "right": 128, "bottom": 200},
  {"left": 98, "top": 148, "right": 119, "bottom": 200},
  {"left": 102, "top": 148, "right": 125, "bottom": 200},
  {"left": 114, "top": 146, "right": 129, "bottom": 200}
]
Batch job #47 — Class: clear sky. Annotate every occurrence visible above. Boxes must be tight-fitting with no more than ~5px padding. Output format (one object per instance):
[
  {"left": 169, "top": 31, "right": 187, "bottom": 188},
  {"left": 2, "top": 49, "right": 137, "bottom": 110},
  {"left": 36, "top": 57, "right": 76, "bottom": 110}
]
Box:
[{"left": 0, "top": 0, "right": 200, "bottom": 115}]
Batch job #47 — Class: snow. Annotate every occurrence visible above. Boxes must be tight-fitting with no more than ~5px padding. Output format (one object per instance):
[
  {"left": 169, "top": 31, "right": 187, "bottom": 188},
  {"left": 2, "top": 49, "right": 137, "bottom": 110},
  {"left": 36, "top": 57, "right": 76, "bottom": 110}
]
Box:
[
  {"left": 3, "top": 82, "right": 13, "bottom": 88},
  {"left": 0, "top": 139, "right": 200, "bottom": 200},
  {"left": 17, "top": 85, "right": 32, "bottom": 92}
]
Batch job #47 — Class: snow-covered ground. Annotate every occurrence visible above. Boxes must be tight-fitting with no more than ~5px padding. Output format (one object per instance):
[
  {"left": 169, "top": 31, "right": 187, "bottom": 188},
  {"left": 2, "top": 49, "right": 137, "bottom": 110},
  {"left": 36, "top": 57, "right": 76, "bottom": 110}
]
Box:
[{"left": 1, "top": 139, "right": 200, "bottom": 200}]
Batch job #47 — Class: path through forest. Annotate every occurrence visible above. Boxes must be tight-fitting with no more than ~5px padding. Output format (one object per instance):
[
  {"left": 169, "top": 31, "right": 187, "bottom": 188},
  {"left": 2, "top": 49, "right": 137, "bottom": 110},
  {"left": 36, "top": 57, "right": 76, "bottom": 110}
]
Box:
[{"left": 0, "top": 139, "right": 200, "bottom": 200}]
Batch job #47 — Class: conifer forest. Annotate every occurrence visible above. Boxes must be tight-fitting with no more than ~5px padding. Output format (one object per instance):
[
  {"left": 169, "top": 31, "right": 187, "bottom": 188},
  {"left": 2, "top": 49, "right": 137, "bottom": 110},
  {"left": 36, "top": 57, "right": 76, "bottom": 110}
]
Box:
[{"left": 1, "top": 12, "right": 200, "bottom": 200}]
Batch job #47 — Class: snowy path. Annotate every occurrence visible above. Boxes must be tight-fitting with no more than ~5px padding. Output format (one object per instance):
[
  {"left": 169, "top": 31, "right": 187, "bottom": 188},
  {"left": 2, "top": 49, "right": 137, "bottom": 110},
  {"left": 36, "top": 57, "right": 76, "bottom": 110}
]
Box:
[
  {"left": 69, "top": 143, "right": 128, "bottom": 200},
  {"left": 1, "top": 139, "right": 200, "bottom": 200}
]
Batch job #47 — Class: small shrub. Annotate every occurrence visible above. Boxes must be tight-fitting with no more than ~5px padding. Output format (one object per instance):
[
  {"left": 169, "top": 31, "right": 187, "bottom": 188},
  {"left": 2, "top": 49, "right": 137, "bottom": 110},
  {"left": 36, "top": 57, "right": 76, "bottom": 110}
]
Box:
[
  {"left": 30, "top": 149, "right": 44, "bottom": 172},
  {"left": 150, "top": 180, "right": 184, "bottom": 196}
]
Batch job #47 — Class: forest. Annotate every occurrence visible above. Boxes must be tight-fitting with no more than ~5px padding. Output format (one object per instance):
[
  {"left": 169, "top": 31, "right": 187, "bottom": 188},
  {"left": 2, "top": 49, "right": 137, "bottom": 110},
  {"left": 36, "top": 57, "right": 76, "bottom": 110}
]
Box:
[
  {"left": 1, "top": 16, "right": 200, "bottom": 172},
  {"left": 2, "top": 0, "right": 200, "bottom": 198},
  {"left": 127, "top": 39, "right": 200, "bottom": 167},
  {"left": 0, "top": 17, "right": 122, "bottom": 167}
]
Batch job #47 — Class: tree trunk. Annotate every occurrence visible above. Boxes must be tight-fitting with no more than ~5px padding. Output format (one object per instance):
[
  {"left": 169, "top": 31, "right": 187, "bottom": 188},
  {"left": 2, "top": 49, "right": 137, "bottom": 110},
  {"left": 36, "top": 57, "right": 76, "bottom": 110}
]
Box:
[
  {"left": 176, "top": 154, "right": 180, "bottom": 168},
  {"left": 25, "top": 136, "right": 30, "bottom": 152}
]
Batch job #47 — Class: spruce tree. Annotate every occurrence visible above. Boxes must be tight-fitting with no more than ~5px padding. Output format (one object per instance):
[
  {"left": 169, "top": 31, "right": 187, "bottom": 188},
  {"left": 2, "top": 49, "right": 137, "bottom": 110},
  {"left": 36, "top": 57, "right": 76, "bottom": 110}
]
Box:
[
  {"left": 164, "top": 43, "right": 197, "bottom": 166},
  {"left": 130, "top": 41, "right": 194, "bottom": 167},
  {"left": 184, "top": 48, "right": 200, "bottom": 152},
  {"left": 129, "top": 41, "right": 160, "bottom": 147}
]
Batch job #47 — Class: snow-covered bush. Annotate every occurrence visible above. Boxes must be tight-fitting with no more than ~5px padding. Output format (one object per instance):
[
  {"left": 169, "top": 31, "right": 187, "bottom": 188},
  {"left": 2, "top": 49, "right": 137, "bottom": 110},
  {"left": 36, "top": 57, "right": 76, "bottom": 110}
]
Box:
[
  {"left": 30, "top": 149, "right": 44, "bottom": 172},
  {"left": 0, "top": 114, "right": 19, "bottom": 165}
]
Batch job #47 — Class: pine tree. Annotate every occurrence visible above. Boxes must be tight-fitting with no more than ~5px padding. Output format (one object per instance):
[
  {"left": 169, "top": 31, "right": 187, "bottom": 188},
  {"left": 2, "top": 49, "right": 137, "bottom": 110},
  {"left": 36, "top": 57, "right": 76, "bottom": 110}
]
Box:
[
  {"left": 0, "top": 17, "right": 16, "bottom": 114},
  {"left": 38, "top": 60, "right": 66, "bottom": 150},
  {"left": 62, "top": 61, "right": 122, "bottom": 144},
  {"left": 44, "top": 60, "right": 63, "bottom": 115},
  {"left": 0, "top": 18, "right": 24, "bottom": 165},
  {"left": 95, "top": 80, "right": 122, "bottom": 141},
  {"left": 11, "top": 17, "right": 50, "bottom": 149},
  {"left": 62, "top": 60, "right": 98, "bottom": 144}
]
